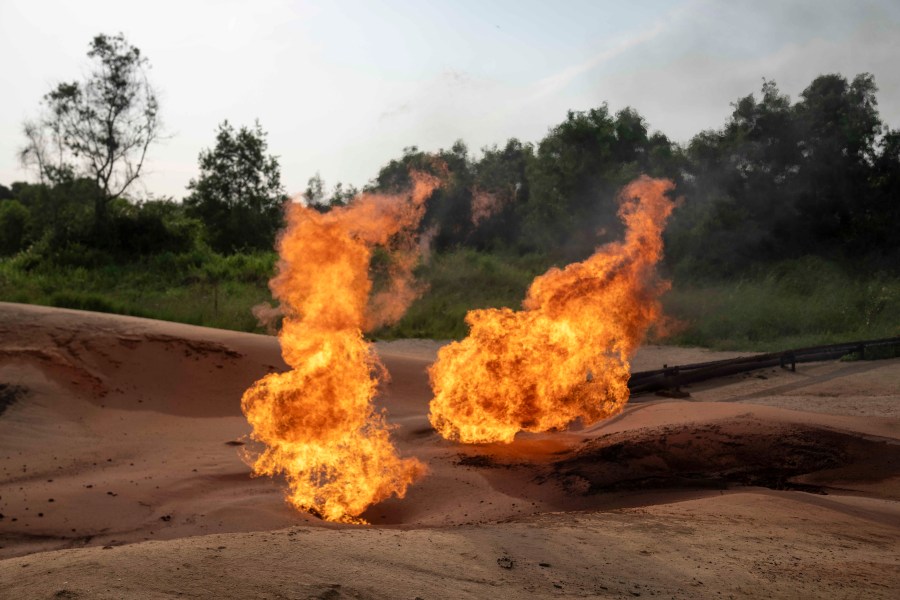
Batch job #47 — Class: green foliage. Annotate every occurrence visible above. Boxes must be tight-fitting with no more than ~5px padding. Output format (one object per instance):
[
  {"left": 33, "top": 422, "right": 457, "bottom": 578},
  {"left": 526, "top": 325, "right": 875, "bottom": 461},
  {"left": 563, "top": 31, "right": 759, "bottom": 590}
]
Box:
[
  {"left": 302, "top": 173, "right": 358, "bottom": 211},
  {"left": 49, "top": 292, "right": 132, "bottom": 315},
  {"left": 2, "top": 241, "right": 897, "bottom": 351},
  {"left": 13, "top": 179, "right": 98, "bottom": 247},
  {"left": 6, "top": 67, "right": 900, "bottom": 352},
  {"left": 663, "top": 258, "right": 900, "bottom": 351},
  {"left": 469, "top": 139, "right": 533, "bottom": 251},
  {"left": 668, "top": 73, "right": 900, "bottom": 276},
  {"left": 184, "top": 120, "right": 286, "bottom": 253},
  {"left": 109, "top": 199, "right": 202, "bottom": 257},
  {"left": 522, "top": 105, "right": 683, "bottom": 259},
  {"left": 302, "top": 172, "right": 326, "bottom": 208},
  {"left": 376, "top": 249, "right": 550, "bottom": 339},
  {"left": 0, "top": 250, "right": 277, "bottom": 332},
  {"left": 369, "top": 142, "right": 477, "bottom": 252},
  {"left": 425, "top": 140, "right": 476, "bottom": 251},
  {"left": 0, "top": 200, "right": 30, "bottom": 255},
  {"left": 1, "top": 179, "right": 205, "bottom": 266}
]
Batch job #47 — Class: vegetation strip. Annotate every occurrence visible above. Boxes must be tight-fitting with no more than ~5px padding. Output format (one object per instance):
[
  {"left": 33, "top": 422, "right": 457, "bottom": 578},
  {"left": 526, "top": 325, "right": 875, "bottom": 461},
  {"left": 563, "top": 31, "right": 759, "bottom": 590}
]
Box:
[{"left": 2, "top": 33, "right": 898, "bottom": 350}]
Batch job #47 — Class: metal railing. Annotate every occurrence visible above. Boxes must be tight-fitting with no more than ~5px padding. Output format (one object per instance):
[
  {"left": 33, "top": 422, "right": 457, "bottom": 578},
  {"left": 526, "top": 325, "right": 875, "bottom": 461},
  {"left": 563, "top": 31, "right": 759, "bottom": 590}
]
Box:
[{"left": 627, "top": 336, "right": 900, "bottom": 394}]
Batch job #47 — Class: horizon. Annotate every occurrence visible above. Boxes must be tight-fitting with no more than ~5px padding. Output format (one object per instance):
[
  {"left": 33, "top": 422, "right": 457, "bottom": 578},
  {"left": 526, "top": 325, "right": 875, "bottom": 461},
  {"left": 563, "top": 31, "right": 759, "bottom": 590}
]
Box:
[{"left": 2, "top": 0, "right": 899, "bottom": 200}]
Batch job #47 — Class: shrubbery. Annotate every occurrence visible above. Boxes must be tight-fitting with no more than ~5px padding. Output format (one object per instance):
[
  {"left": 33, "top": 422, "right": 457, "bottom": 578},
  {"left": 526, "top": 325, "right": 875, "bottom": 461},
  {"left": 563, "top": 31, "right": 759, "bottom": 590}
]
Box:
[
  {"left": 0, "top": 200, "right": 29, "bottom": 255},
  {"left": 2, "top": 72, "right": 898, "bottom": 348},
  {"left": 662, "top": 257, "right": 900, "bottom": 351}
]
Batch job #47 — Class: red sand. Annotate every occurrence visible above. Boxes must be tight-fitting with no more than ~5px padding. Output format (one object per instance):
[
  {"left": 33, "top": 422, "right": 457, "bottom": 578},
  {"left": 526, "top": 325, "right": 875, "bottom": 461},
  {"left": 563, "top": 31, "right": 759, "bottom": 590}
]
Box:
[{"left": 1, "top": 302, "right": 898, "bottom": 598}]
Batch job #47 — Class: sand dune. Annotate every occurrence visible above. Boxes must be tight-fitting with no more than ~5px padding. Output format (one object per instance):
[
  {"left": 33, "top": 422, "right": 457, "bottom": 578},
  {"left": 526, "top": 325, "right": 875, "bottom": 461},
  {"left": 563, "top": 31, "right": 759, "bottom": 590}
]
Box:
[{"left": 1, "top": 302, "right": 898, "bottom": 598}]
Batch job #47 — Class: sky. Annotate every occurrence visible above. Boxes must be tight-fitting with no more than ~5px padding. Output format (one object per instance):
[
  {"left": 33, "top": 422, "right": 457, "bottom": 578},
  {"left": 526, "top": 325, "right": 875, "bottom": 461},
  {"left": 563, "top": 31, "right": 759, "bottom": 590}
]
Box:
[{"left": 1, "top": 0, "right": 899, "bottom": 200}]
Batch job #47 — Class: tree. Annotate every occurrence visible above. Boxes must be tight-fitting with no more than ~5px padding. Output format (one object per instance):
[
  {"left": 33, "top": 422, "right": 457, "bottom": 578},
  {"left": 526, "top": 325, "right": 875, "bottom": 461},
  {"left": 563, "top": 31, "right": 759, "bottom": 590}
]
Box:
[
  {"left": 470, "top": 138, "right": 534, "bottom": 250},
  {"left": 330, "top": 182, "right": 359, "bottom": 208},
  {"left": 184, "top": 120, "right": 286, "bottom": 253},
  {"left": 669, "top": 73, "right": 899, "bottom": 277},
  {"left": 523, "top": 105, "right": 677, "bottom": 258},
  {"left": 301, "top": 174, "right": 359, "bottom": 212},
  {"left": 794, "top": 73, "right": 882, "bottom": 249},
  {"left": 12, "top": 179, "right": 100, "bottom": 249},
  {"left": 302, "top": 172, "right": 326, "bottom": 208},
  {"left": 0, "top": 200, "right": 30, "bottom": 255},
  {"left": 20, "top": 33, "right": 161, "bottom": 225},
  {"left": 669, "top": 79, "right": 804, "bottom": 273},
  {"left": 869, "top": 127, "right": 900, "bottom": 258},
  {"left": 424, "top": 140, "right": 474, "bottom": 251}
]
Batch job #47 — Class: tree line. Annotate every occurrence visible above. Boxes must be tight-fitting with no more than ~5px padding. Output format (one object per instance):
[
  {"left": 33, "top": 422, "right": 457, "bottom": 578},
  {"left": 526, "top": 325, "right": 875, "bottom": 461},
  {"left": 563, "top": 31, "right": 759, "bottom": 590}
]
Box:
[{"left": 1, "top": 33, "right": 898, "bottom": 279}]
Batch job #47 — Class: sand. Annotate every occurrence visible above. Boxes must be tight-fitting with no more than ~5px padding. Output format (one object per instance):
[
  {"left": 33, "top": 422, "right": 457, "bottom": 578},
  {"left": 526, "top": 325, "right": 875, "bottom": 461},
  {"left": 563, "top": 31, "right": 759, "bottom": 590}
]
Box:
[{"left": 0, "top": 301, "right": 898, "bottom": 598}]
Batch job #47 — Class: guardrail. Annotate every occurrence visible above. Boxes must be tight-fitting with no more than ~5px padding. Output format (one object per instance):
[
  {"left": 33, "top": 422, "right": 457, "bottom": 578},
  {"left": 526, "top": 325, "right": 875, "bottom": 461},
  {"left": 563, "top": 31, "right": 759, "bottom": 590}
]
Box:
[{"left": 627, "top": 336, "right": 900, "bottom": 394}]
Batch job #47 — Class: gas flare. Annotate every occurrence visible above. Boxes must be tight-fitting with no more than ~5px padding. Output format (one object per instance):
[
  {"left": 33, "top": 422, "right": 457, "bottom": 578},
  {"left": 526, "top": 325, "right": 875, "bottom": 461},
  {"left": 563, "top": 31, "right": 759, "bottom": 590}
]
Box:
[
  {"left": 241, "top": 173, "right": 438, "bottom": 522},
  {"left": 429, "top": 176, "right": 676, "bottom": 443}
]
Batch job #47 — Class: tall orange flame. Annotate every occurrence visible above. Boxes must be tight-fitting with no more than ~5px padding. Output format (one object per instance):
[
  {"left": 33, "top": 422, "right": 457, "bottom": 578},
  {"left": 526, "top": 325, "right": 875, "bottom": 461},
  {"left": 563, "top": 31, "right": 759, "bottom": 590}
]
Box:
[
  {"left": 428, "top": 176, "right": 676, "bottom": 443},
  {"left": 241, "top": 173, "right": 438, "bottom": 522}
]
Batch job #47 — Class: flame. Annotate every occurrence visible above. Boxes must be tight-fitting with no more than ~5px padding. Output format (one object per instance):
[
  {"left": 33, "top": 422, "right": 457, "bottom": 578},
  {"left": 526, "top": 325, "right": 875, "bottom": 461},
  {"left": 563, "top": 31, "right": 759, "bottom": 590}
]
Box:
[
  {"left": 428, "top": 176, "right": 676, "bottom": 443},
  {"left": 241, "top": 173, "right": 438, "bottom": 522}
]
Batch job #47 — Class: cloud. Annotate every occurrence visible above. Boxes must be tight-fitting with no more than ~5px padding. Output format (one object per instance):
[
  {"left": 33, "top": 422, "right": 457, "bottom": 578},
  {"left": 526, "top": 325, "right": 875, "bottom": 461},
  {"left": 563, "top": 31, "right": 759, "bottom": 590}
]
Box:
[
  {"left": 580, "top": 6, "right": 900, "bottom": 141},
  {"left": 2, "top": 0, "right": 898, "bottom": 199},
  {"left": 527, "top": 0, "right": 707, "bottom": 102},
  {"left": 528, "top": 22, "right": 667, "bottom": 102}
]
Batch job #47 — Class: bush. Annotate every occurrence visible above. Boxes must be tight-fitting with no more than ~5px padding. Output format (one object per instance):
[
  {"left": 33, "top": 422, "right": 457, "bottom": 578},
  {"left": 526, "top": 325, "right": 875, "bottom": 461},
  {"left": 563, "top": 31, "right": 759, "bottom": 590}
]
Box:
[
  {"left": 107, "top": 204, "right": 202, "bottom": 257},
  {"left": 663, "top": 259, "right": 900, "bottom": 351},
  {"left": 377, "top": 249, "right": 548, "bottom": 339},
  {"left": 49, "top": 291, "right": 132, "bottom": 315},
  {"left": 0, "top": 200, "right": 29, "bottom": 255}
]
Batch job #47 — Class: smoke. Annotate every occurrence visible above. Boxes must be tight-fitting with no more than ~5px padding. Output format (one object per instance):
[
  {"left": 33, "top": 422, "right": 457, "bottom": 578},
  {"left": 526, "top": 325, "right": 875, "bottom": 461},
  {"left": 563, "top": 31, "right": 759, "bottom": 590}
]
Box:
[
  {"left": 251, "top": 302, "right": 283, "bottom": 334},
  {"left": 470, "top": 189, "right": 505, "bottom": 226}
]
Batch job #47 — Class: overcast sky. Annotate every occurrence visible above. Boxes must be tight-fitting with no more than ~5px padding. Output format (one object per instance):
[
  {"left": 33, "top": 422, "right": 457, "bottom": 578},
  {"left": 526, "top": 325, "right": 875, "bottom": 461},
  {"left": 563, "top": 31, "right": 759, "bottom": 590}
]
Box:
[{"left": 1, "top": 0, "right": 898, "bottom": 199}]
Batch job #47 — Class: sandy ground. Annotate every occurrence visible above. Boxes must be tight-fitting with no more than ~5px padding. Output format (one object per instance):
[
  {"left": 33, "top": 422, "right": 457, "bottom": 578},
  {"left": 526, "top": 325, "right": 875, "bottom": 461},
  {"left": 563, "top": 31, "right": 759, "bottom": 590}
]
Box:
[{"left": 0, "top": 301, "right": 898, "bottom": 598}]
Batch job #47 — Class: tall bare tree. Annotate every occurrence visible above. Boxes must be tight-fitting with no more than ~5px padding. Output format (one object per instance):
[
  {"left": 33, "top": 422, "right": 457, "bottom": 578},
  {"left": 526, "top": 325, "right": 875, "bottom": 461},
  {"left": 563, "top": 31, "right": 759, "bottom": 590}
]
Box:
[{"left": 20, "top": 33, "right": 161, "bottom": 223}]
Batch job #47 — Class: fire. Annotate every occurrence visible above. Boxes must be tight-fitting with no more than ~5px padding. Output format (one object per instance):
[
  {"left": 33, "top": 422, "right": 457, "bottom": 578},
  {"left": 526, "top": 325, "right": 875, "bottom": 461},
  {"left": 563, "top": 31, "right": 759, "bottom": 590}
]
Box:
[
  {"left": 428, "top": 176, "right": 676, "bottom": 443},
  {"left": 241, "top": 173, "right": 438, "bottom": 522}
]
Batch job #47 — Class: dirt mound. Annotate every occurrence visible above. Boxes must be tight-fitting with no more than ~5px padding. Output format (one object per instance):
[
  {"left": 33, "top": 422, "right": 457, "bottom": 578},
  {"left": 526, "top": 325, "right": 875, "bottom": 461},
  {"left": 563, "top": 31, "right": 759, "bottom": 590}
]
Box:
[{"left": 1, "top": 302, "right": 898, "bottom": 597}]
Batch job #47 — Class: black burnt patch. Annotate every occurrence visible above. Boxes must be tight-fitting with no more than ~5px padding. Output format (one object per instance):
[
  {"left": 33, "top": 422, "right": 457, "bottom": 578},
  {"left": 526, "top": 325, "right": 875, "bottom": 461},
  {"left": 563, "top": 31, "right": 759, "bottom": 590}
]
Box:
[
  {"left": 0, "top": 383, "right": 27, "bottom": 416},
  {"left": 552, "top": 419, "right": 900, "bottom": 495}
]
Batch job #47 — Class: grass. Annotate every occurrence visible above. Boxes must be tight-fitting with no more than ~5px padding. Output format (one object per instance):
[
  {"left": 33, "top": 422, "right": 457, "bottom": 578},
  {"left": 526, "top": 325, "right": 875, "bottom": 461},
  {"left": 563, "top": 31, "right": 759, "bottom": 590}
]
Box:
[
  {"left": 381, "top": 252, "right": 900, "bottom": 351},
  {"left": 1, "top": 249, "right": 897, "bottom": 353},
  {"left": 376, "top": 249, "right": 549, "bottom": 339},
  {"left": 663, "top": 257, "right": 900, "bottom": 351},
  {"left": 0, "top": 250, "right": 277, "bottom": 333}
]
